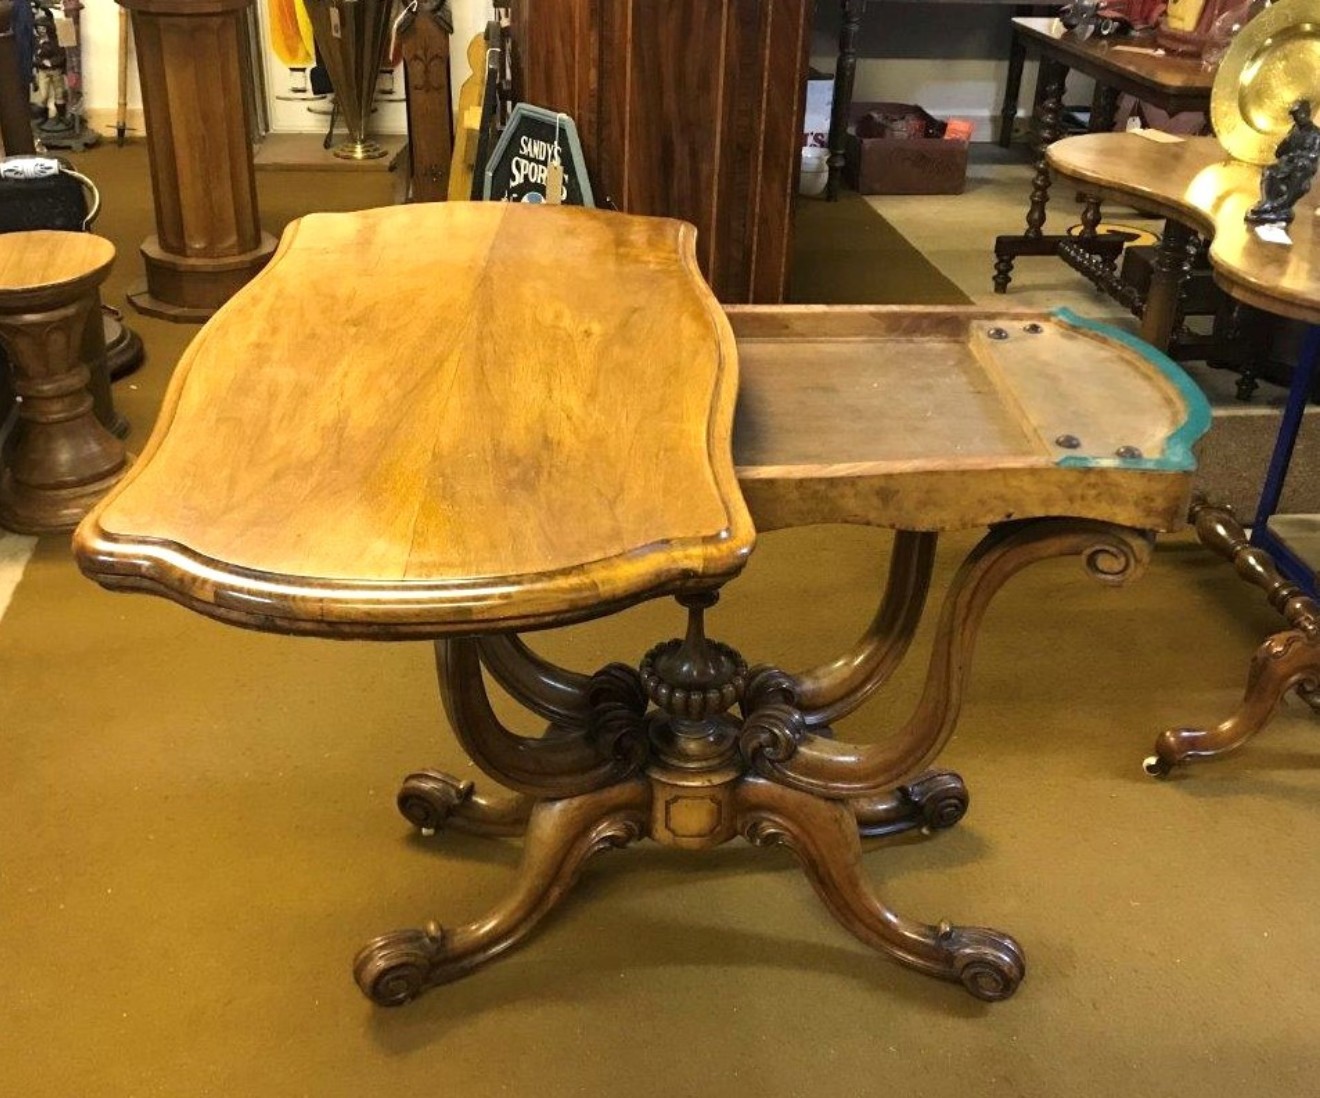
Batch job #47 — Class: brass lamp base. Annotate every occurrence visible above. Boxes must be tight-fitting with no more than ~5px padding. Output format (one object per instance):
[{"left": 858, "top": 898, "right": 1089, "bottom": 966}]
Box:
[{"left": 333, "top": 139, "right": 388, "bottom": 161}]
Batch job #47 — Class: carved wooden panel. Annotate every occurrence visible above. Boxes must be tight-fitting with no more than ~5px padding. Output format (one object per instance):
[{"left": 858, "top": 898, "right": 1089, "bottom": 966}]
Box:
[
  {"left": 400, "top": 5, "right": 455, "bottom": 202},
  {"left": 510, "top": 0, "right": 812, "bottom": 303}
]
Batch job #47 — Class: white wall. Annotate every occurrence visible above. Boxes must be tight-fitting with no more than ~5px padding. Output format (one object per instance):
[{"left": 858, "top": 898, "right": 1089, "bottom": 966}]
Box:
[
  {"left": 74, "top": 1, "right": 1074, "bottom": 141},
  {"left": 78, "top": 0, "right": 141, "bottom": 120},
  {"left": 76, "top": 0, "right": 490, "bottom": 133},
  {"left": 811, "top": 5, "right": 1093, "bottom": 143}
]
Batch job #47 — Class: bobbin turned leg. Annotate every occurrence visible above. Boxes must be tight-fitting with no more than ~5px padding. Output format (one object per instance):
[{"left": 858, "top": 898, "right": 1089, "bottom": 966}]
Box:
[
  {"left": 735, "top": 776, "right": 1024, "bottom": 1001},
  {"left": 1147, "top": 496, "right": 1320, "bottom": 775}
]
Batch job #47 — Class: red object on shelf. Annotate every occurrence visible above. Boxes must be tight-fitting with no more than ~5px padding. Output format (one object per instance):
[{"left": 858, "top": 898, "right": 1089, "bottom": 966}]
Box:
[{"left": 845, "top": 102, "right": 969, "bottom": 195}]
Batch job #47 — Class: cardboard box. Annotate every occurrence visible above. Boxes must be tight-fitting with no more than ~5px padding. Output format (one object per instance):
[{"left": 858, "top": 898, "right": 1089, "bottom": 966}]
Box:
[{"left": 844, "top": 102, "right": 969, "bottom": 195}]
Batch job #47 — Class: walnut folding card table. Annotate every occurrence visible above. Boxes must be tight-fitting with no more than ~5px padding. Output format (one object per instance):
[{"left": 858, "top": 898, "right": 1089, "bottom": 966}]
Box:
[{"left": 75, "top": 203, "right": 1209, "bottom": 1005}]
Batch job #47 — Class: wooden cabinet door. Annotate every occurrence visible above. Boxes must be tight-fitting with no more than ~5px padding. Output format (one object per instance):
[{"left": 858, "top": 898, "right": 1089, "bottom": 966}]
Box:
[{"left": 510, "top": 0, "right": 813, "bottom": 303}]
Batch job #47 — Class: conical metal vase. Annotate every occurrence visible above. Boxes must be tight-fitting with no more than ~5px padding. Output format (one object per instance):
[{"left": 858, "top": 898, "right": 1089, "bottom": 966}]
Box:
[{"left": 305, "top": 0, "right": 395, "bottom": 160}]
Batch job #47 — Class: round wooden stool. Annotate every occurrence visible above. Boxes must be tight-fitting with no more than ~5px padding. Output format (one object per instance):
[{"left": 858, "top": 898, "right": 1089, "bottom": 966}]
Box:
[{"left": 0, "top": 231, "right": 128, "bottom": 533}]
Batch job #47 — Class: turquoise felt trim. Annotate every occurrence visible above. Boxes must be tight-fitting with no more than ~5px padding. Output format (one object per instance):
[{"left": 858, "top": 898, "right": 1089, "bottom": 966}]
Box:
[{"left": 1048, "top": 308, "right": 1213, "bottom": 473}]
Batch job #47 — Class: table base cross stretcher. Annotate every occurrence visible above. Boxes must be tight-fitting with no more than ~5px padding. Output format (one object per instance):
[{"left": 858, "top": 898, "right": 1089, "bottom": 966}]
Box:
[{"left": 73, "top": 204, "right": 1210, "bottom": 1005}]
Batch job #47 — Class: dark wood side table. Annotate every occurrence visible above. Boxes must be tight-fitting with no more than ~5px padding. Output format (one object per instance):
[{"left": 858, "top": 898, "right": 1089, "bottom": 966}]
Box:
[
  {"left": 74, "top": 203, "right": 1209, "bottom": 1005},
  {"left": 992, "top": 17, "right": 1212, "bottom": 293},
  {"left": 1047, "top": 130, "right": 1320, "bottom": 775}
]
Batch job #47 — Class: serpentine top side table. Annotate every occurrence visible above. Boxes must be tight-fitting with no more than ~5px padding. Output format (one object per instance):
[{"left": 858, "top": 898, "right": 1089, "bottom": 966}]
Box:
[
  {"left": 75, "top": 203, "right": 1210, "bottom": 1007},
  {"left": 1047, "top": 132, "right": 1320, "bottom": 776}
]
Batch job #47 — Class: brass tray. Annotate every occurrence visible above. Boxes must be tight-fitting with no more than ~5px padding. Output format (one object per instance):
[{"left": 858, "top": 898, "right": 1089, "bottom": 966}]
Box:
[{"left": 1211, "top": 0, "right": 1320, "bottom": 165}]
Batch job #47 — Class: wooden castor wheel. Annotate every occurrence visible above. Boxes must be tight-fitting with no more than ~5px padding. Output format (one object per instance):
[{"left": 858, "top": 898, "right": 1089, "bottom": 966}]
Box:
[{"left": 0, "top": 231, "right": 128, "bottom": 533}]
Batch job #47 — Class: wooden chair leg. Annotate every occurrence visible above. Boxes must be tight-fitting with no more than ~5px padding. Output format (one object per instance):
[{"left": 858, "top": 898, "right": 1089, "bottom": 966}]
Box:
[
  {"left": 735, "top": 776, "right": 1024, "bottom": 1001},
  {"left": 354, "top": 778, "right": 650, "bottom": 1005}
]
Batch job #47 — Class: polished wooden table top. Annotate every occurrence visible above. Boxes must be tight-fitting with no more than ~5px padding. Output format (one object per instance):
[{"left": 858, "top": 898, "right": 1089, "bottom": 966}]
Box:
[
  {"left": 1012, "top": 17, "right": 1214, "bottom": 97},
  {"left": 0, "top": 231, "right": 114, "bottom": 305},
  {"left": 1047, "top": 133, "right": 1320, "bottom": 324},
  {"left": 74, "top": 205, "right": 1211, "bottom": 640},
  {"left": 75, "top": 203, "right": 754, "bottom": 636}
]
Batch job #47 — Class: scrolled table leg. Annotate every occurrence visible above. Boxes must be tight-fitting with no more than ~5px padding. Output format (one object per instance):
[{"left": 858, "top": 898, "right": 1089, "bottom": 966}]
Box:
[
  {"left": 793, "top": 530, "right": 937, "bottom": 729},
  {"left": 742, "top": 519, "right": 1153, "bottom": 799},
  {"left": 434, "top": 638, "right": 650, "bottom": 799},
  {"left": 849, "top": 770, "right": 969, "bottom": 839},
  {"left": 355, "top": 778, "right": 651, "bottom": 1006},
  {"left": 476, "top": 635, "right": 592, "bottom": 728},
  {"left": 735, "top": 777, "right": 1023, "bottom": 1002},
  {"left": 396, "top": 771, "right": 533, "bottom": 837}
]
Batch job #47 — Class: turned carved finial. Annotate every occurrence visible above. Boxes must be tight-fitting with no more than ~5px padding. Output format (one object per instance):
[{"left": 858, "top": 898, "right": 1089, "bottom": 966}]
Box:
[{"left": 640, "top": 591, "right": 748, "bottom": 720}]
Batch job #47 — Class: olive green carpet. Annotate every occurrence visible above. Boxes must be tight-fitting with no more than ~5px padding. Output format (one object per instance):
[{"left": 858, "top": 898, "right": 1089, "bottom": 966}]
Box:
[
  {"left": 2, "top": 143, "right": 1318, "bottom": 1098},
  {"left": 790, "top": 190, "right": 971, "bottom": 305}
]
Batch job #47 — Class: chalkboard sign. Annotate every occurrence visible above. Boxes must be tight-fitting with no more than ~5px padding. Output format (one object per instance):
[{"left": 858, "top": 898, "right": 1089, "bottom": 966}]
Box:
[{"left": 483, "top": 103, "right": 595, "bottom": 206}]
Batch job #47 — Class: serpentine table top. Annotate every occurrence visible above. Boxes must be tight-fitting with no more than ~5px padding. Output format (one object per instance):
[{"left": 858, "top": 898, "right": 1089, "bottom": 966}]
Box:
[
  {"left": 1046, "top": 133, "right": 1320, "bottom": 325},
  {"left": 74, "top": 202, "right": 1208, "bottom": 638}
]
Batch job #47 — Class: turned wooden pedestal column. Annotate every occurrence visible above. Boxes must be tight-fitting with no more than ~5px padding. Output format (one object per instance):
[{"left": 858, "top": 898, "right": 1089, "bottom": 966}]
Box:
[
  {"left": 0, "top": 232, "right": 128, "bottom": 533},
  {"left": 120, "top": 0, "right": 276, "bottom": 322}
]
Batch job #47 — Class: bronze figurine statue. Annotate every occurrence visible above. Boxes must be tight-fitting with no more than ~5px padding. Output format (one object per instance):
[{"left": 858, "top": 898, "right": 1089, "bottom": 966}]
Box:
[{"left": 1245, "top": 100, "right": 1320, "bottom": 228}]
